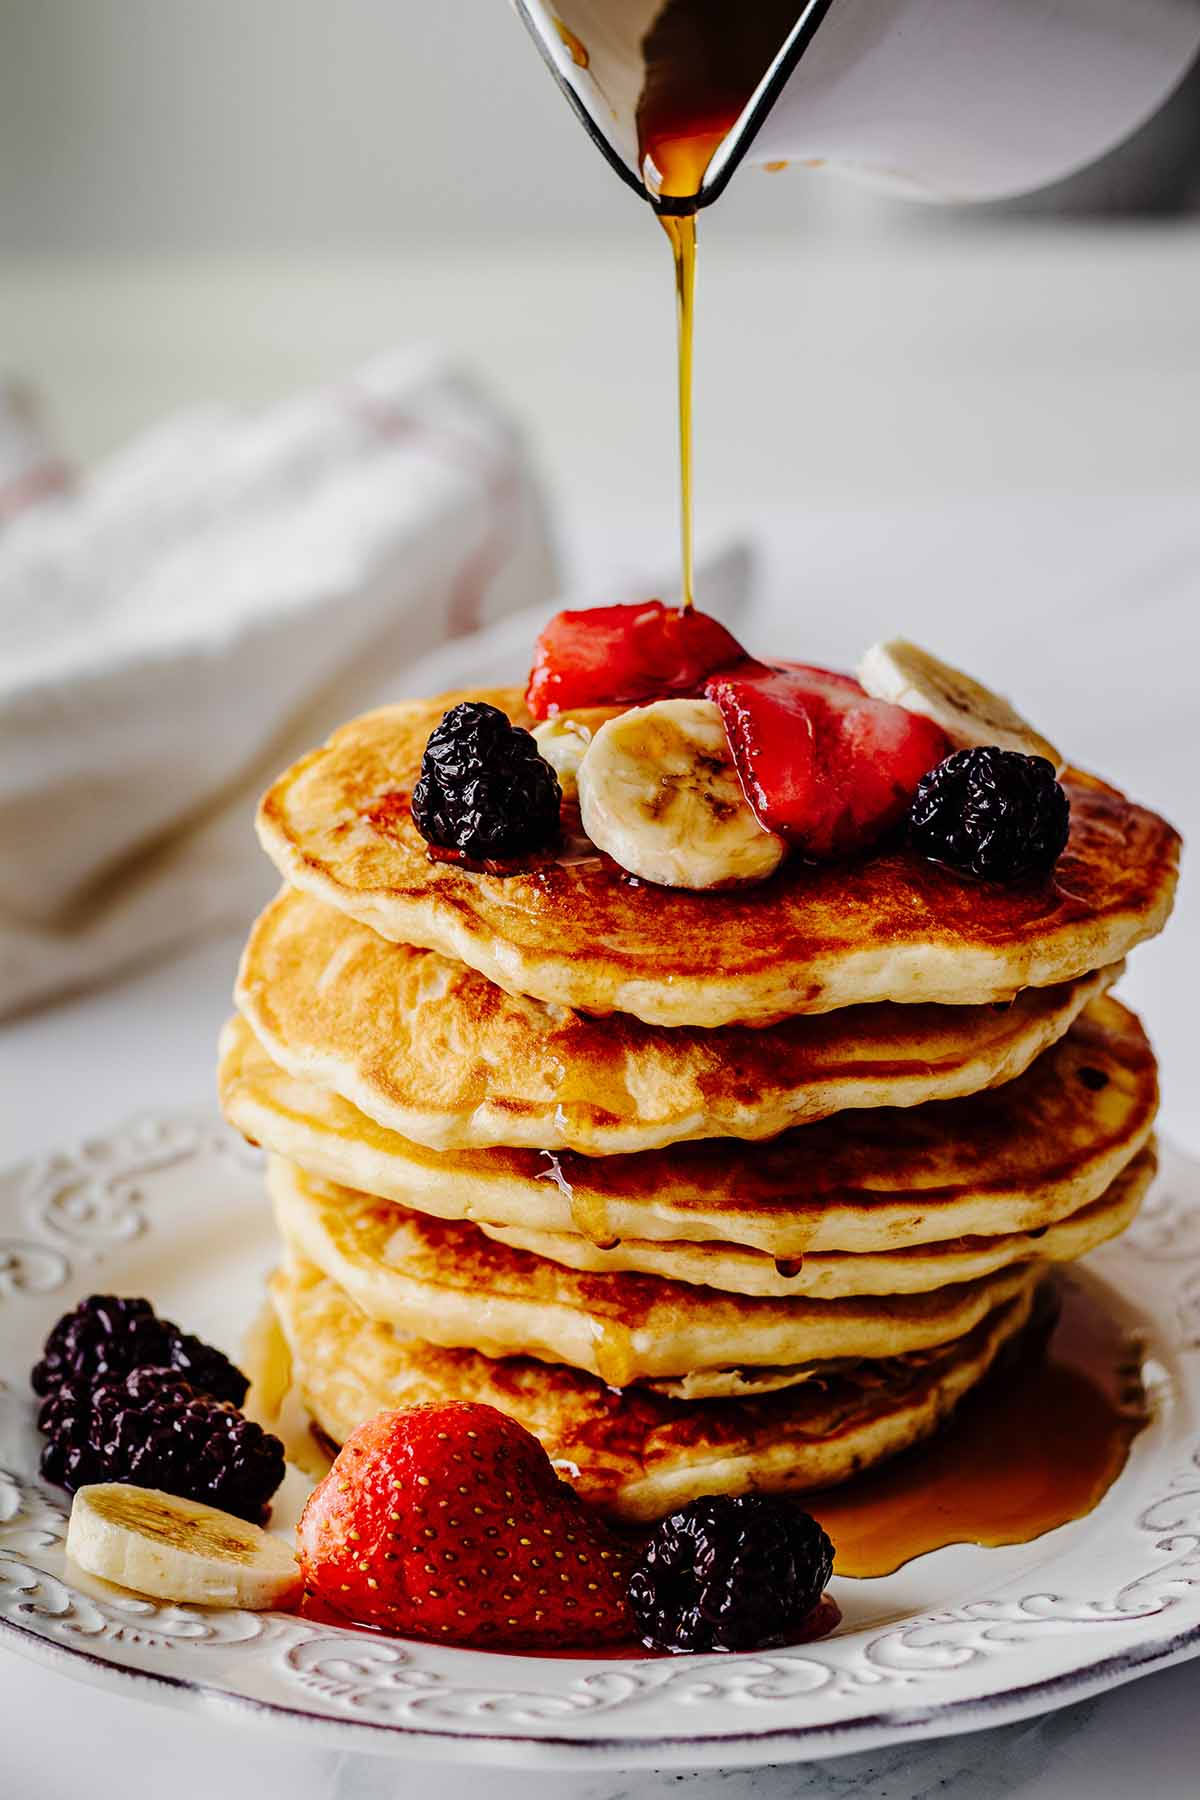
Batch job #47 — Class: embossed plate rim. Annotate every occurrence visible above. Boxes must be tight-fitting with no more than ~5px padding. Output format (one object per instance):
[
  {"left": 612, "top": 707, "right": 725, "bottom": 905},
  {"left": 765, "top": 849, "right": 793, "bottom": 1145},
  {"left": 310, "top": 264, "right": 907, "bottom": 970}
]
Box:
[{"left": 2, "top": 1111, "right": 1200, "bottom": 1770}]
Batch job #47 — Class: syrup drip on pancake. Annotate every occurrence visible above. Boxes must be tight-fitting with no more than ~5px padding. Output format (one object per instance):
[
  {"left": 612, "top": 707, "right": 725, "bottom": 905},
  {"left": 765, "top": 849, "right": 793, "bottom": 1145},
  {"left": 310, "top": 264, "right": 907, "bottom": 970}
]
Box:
[
  {"left": 807, "top": 1275, "right": 1148, "bottom": 1578},
  {"left": 539, "top": 1151, "right": 622, "bottom": 1252},
  {"left": 364, "top": 786, "right": 609, "bottom": 882}
]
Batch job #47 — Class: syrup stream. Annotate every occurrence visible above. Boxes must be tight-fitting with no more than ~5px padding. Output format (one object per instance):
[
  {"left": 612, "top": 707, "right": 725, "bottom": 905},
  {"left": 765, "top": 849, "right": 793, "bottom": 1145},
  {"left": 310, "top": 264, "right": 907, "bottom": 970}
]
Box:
[
  {"left": 662, "top": 212, "right": 697, "bottom": 613},
  {"left": 635, "top": 3, "right": 800, "bottom": 612}
]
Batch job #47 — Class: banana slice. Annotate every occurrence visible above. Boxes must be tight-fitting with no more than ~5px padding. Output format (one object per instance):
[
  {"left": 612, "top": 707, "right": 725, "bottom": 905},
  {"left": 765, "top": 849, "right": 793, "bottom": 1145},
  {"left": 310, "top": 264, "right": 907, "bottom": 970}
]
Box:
[
  {"left": 532, "top": 707, "right": 625, "bottom": 803},
  {"left": 66, "top": 1483, "right": 301, "bottom": 1610},
  {"left": 577, "top": 697, "right": 785, "bottom": 889},
  {"left": 858, "top": 639, "right": 1063, "bottom": 771}
]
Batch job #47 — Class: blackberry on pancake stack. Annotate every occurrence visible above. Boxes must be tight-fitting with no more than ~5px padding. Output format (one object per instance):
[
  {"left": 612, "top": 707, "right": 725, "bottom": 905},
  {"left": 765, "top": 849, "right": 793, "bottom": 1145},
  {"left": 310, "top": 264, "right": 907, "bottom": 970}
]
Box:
[{"left": 220, "top": 619, "right": 1178, "bottom": 1523}]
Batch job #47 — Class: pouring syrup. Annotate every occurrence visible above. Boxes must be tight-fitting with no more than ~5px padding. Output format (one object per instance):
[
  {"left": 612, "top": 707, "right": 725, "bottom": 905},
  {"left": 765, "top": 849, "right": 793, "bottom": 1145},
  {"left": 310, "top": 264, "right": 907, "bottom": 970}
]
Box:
[{"left": 634, "top": 1, "right": 805, "bottom": 610}]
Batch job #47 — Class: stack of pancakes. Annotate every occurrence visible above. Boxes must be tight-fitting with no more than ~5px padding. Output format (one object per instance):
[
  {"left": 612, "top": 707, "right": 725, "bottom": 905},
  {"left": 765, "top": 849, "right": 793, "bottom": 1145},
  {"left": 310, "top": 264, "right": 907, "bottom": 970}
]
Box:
[{"left": 220, "top": 689, "right": 1178, "bottom": 1522}]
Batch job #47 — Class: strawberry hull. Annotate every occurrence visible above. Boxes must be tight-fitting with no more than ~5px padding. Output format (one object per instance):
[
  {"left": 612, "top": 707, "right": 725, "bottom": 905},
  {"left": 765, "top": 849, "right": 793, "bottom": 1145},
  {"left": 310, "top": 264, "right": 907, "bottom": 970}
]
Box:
[{"left": 707, "top": 663, "right": 950, "bottom": 859}]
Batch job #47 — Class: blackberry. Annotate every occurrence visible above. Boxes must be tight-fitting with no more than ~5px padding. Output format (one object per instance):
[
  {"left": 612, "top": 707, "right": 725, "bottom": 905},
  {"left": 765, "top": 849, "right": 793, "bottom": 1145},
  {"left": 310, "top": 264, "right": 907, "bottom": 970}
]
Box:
[
  {"left": 908, "top": 746, "right": 1070, "bottom": 882},
  {"left": 38, "top": 1366, "right": 284, "bottom": 1524},
  {"left": 31, "top": 1294, "right": 248, "bottom": 1408},
  {"left": 628, "top": 1494, "right": 834, "bottom": 1654},
  {"left": 412, "top": 701, "right": 561, "bottom": 863}
]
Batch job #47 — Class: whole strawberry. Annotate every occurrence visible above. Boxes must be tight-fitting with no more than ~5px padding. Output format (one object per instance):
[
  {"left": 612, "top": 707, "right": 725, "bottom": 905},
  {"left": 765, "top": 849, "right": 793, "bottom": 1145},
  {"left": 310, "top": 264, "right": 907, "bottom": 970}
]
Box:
[{"left": 297, "top": 1402, "right": 634, "bottom": 1649}]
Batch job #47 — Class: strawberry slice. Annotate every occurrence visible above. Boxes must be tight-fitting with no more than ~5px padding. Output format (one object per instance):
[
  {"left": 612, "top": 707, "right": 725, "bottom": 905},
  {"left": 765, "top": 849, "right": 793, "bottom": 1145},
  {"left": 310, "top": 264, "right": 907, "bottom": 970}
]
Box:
[
  {"left": 296, "top": 1402, "right": 634, "bottom": 1649},
  {"left": 706, "top": 662, "right": 950, "bottom": 858},
  {"left": 526, "top": 600, "right": 747, "bottom": 719}
]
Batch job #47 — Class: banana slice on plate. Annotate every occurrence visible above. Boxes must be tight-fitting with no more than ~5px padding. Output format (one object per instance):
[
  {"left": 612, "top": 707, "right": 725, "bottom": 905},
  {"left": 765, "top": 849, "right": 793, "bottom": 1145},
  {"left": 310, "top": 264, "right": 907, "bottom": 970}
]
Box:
[
  {"left": 577, "top": 697, "right": 786, "bottom": 889},
  {"left": 858, "top": 639, "right": 1063, "bottom": 772},
  {"left": 67, "top": 1483, "right": 301, "bottom": 1609}
]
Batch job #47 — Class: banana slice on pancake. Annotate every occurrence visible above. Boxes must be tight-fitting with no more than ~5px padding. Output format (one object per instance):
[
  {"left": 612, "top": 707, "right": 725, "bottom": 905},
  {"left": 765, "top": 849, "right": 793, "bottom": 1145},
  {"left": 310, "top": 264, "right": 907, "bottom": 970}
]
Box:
[
  {"left": 858, "top": 639, "right": 1063, "bottom": 771},
  {"left": 532, "top": 707, "right": 624, "bottom": 803},
  {"left": 577, "top": 697, "right": 785, "bottom": 889},
  {"left": 66, "top": 1483, "right": 301, "bottom": 1609}
]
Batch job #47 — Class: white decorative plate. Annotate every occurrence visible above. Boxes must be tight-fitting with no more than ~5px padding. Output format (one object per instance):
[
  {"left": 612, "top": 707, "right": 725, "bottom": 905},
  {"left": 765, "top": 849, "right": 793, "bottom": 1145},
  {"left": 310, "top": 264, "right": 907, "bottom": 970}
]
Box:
[{"left": 2, "top": 1113, "right": 1200, "bottom": 1770}]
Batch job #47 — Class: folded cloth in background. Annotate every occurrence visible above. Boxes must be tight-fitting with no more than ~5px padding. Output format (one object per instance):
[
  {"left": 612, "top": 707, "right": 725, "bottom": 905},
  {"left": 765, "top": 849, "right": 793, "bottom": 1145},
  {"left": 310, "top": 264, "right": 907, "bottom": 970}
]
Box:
[
  {"left": 0, "top": 377, "right": 74, "bottom": 524},
  {"left": 0, "top": 350, "right": 561, "bottom": 1017},
  {"left": 0, "top": 542, "right": 753, "bottom": 1020}
]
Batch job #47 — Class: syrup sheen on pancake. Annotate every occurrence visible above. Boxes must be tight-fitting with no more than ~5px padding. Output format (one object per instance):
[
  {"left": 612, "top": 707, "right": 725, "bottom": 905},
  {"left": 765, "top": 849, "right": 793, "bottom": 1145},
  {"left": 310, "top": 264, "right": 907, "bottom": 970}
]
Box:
[{"left": 255, "top": 689, "right": 1179, "bottom": 1028}]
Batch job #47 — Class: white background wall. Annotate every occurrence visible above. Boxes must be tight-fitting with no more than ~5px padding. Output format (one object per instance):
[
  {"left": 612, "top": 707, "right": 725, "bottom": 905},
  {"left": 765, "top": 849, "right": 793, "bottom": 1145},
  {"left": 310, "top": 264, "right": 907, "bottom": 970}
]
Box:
[
  {"left": 4, "top": 0, "right": 1199, "bottom": 258},
  {"left": 5, "top": 0, "right": 1199, "bottom": 498},
  {"left": 0, "top": 0, "right": 877, "bottom": 251}
]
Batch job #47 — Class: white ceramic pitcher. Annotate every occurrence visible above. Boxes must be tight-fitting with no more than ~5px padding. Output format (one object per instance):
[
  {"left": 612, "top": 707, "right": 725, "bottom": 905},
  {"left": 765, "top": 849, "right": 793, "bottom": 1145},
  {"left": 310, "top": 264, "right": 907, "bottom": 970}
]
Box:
[{"left": 514, "top": 0, "right": 1200, "bottom": 209}]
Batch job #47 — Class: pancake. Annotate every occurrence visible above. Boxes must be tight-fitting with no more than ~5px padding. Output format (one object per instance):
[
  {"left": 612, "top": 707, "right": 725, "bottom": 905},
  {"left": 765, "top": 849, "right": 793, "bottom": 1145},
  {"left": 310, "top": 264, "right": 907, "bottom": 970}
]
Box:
[
  {"left": 477, "top": 1150, "right": 1152, "bottom": 1298},
  {"left": 270, "top": 1255, "right": 1040, "bottom": 1521},
  {"left": 234, "top": 887, "right": 1119, "bottom": 1154},
  {"left": 255, "top": 689, "right": 1179, "bottom": 1028},
  {"left": 268, "top": 1154, "right": 1041, "bottom": 1386},
  {"left": 219, "top": 993, "right": 1157, "bottom": 1252}
]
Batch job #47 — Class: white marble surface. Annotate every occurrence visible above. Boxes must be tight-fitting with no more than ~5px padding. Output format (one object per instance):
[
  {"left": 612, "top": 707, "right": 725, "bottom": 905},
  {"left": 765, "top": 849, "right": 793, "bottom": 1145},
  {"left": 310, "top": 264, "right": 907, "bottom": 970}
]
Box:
[{"left": 1, "top": 234, "right": 1198, "bottom": 1793}]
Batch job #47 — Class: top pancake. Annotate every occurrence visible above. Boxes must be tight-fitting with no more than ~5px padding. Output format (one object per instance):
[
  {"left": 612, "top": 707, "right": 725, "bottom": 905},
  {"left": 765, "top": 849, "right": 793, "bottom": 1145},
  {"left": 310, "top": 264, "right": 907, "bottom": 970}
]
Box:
[{"left": 256, "top": 688, "right": 1179, "bottom": 1028}]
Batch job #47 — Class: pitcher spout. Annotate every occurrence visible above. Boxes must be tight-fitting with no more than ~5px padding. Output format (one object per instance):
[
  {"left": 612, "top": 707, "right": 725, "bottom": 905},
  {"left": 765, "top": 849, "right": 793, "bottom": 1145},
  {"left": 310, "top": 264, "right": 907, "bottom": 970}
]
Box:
[{"left": 514, "top": 0, "right": 1200, "bottom": 209}]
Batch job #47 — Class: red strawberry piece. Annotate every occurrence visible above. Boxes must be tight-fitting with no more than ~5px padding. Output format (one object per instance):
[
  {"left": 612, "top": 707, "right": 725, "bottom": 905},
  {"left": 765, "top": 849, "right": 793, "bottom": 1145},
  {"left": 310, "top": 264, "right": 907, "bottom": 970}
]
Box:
[
  {"left": 526, "top": 600, "right": 747, "bottom": 719},
  {"left": 706, "top": 662, "right": 950, "bottom": 858},
  {"left": 296, "top": 1402, "right": 635, "bottom": 1649}
]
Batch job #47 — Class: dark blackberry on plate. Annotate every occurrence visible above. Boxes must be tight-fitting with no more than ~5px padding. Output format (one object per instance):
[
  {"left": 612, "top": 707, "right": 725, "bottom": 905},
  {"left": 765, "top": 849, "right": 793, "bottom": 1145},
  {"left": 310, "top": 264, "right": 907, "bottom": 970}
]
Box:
[
  {"left": 39, "top": 1366, "right": 284, "bottom": 1524},
  {"left": 412, "top": 701, "right": 562, "bottom": 864},
  {"left": 908, "top": 745, "right": 1070, "bottom": 882},
  {"left": 31, "top": 1294, "right": 248, "bottom": 1407},
  {"left": 628, "top": 1493, "right": 834, "bottom": 1654}
]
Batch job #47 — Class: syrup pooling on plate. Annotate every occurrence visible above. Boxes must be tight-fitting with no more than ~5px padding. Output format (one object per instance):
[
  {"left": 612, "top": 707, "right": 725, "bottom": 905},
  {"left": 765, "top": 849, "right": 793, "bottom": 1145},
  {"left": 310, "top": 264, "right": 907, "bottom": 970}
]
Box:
[{"left": 808, "top": 1275, "right": 1149, "bottom": 1578}]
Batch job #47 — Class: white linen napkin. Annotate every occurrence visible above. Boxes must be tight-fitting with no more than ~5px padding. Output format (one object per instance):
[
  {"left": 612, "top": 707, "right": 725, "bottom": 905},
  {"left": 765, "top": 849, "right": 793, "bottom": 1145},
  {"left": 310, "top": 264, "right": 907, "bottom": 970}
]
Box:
[
  {"left": 0, "top": 378, "right": 74, "bottom": 525},
  {"left": 0, "top": 350, "right": 561, "bottom": 1017},
  {"left": 0, "top": 536, "right": 753, "bottom": 1022}
]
